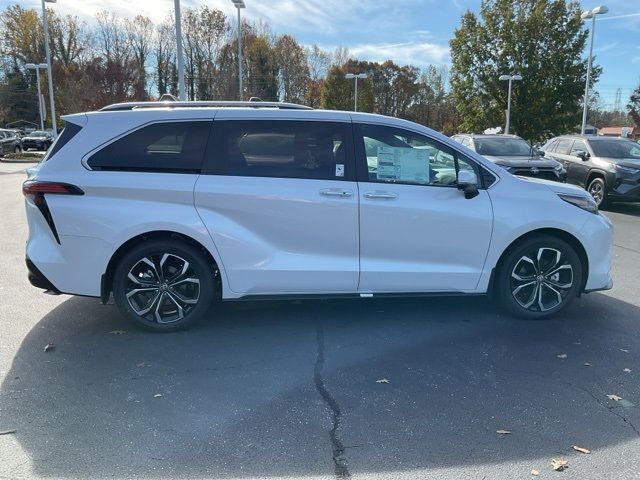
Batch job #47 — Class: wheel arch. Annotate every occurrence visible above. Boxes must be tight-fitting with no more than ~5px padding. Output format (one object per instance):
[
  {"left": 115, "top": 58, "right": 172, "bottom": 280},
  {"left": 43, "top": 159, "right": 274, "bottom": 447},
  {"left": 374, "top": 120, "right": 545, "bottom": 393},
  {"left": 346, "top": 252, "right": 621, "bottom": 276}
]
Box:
[
  {"left": 101, "top": 230, "right": 222, "bottom": 304},
  {"left": 586, "top": 169, "right": 607, "bottom": 185},
  {"left": 488, "top": 228, "right": 589, "bottom": 297}
]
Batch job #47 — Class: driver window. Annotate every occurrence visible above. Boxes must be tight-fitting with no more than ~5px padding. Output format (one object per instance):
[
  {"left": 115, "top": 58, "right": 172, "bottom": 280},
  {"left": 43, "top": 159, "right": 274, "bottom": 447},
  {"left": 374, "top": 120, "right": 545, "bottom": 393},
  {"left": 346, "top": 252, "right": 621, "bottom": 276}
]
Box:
[
  {"left": 360, "top": 124, "right": 473, "bottom": 187},
  {"left": 570, "top": 140, "right": 587, "bottom": 156}
]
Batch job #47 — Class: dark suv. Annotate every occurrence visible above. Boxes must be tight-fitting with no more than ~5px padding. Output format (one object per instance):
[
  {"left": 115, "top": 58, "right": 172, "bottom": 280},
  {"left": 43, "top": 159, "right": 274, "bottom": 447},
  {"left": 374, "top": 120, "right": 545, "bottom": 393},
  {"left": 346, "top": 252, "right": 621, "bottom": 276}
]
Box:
[
  {"left": 542, "top": 135, "right": 640, "bottom": 207},
  {"left": 452, "top": 134, "right": 566, "bottom": 182}
]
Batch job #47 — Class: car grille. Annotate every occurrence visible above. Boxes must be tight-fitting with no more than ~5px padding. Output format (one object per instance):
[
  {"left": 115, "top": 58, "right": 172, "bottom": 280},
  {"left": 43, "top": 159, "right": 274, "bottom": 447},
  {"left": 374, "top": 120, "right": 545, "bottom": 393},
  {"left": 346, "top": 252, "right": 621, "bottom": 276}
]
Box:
[{"left": 512, "top": 168, "right": 559, "bottom": 181}]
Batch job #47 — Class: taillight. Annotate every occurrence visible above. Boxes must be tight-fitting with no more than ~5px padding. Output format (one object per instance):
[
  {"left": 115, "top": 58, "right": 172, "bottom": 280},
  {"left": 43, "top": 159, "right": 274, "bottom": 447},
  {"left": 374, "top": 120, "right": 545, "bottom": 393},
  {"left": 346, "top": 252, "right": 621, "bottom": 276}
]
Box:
[
  {"left": 22, "top": 181, "right": 84, "bottom": 197},
  {"left": 22, "top": 181, "right": 84, "bottom": 244}
]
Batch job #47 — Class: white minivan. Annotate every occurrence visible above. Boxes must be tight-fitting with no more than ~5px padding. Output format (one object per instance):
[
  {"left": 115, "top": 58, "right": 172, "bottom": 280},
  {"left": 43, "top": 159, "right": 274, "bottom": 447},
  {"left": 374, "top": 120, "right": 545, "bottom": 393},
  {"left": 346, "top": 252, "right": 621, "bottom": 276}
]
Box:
[{"left": 23, "top": 101, "right": 613, "bottom": 331}]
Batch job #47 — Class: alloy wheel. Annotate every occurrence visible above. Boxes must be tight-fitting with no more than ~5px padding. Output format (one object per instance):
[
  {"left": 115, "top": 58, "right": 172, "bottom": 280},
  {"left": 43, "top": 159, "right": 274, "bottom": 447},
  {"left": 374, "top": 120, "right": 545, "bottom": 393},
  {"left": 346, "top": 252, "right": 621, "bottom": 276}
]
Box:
[
  {"left": 510, "top": 247, "right": 574, "bottom": 312},
  {"left": 588, "top": 180, "right": 604, "bottom": 206},
  {"left": 125, "top": 253, "right": 200, "bottom": 324}
]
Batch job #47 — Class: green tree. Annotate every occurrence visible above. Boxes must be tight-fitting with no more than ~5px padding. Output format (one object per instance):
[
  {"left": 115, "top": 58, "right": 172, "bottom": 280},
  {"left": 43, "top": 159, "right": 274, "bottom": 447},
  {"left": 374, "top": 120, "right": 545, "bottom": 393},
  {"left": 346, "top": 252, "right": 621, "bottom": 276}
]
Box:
[
  {"left": 321, "top": 65, "right": 351, "bottom": 110},
  {"left": 450, "top": 0, "right": 597, "bottom": 141},
  {"left": 628, "top": 84, "right": 640, "bottom": 126}
]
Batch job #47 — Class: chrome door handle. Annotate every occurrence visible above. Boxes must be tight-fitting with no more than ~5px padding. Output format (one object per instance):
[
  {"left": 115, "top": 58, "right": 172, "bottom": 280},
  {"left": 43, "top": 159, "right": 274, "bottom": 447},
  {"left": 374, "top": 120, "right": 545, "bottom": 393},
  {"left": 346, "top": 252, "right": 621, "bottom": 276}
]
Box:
[
  {"left": 364, "top": 191, "right": 398, "bottom": 200},
  {"left": 320, "top": 188, "right": 353, "bottom": 197}
]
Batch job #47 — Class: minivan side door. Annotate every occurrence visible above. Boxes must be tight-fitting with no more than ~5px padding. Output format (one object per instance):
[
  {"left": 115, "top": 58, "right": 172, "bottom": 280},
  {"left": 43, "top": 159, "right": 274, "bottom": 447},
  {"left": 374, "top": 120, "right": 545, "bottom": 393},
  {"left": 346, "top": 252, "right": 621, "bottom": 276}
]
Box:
[
  {"left": 354, "top": 123, "right": 494, "bottom": 292},
  {"left": 194, "top": 115, "right": 359, "bottom": 296}
]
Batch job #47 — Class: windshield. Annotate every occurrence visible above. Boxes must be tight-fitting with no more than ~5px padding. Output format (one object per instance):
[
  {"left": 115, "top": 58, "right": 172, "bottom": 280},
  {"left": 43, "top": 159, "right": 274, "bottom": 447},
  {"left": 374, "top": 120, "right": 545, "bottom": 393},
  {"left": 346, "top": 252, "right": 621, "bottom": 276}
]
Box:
[
  {"left": 30, "top": 131, "right": 48, "bottom": 137},
  {"left": 590, "top": 139, "right": 640, "bottom": 159},
  {"left": 475, "top": 137, "right": 533, "bottom": 156}
]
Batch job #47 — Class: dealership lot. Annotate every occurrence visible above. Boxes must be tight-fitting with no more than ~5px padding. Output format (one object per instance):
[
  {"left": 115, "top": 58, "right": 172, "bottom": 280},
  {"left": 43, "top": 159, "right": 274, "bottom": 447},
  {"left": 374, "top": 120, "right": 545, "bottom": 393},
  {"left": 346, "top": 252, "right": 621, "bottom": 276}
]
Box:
[{"left": 1, "top": 160, "right": 640, "bottom": 479}]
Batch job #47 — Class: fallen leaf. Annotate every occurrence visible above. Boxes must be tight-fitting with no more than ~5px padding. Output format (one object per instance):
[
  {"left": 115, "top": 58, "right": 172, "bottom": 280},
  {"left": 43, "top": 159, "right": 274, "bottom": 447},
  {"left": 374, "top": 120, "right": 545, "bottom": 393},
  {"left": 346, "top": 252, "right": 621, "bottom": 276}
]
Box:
[
  {"left": 620, "top": 348, "right": 629, "bottom": 353},
  {"left": 531, "top": 469, "right": 540, "bottom": 476},
  {"left": 153, "top": 393, "right": 163, "bottom": 398},
  {"left": 584, "top": 362, "right": 593, "bottom": 367},
  {"left": 551, "top": 459, "right": 568, "bottom": 471},
  {"left": 607, "top": 394, "right": 622, "bottom": 402},
  {"left": 43, "top": 343, "right": 54, "bottom": 352},
  {"left": 496, "top": 429, "right": 511, "bottom": 435},
  {"left": 0, "top": 429, "right": 16, "bottom": 435},
  {"left": 623, "top": 368, "right": 632, "bottom": 373},
  {"left": 109, "top": 330, "right": 126, "bottom": 335},
  {"left": 557, "top": 353, "right": 567, "bottom": 359},
  {"left": 375, "top": 378, "right": 389, "bottom": 384},
  {"left": 572, "top": 445, "right": 591, "bottom": 454}
]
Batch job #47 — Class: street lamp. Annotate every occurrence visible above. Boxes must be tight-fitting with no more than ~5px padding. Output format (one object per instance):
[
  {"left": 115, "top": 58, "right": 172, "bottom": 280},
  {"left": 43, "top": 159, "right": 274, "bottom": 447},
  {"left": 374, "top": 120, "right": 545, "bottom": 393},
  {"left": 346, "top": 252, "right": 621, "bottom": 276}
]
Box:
[
  {"left": 174, "top": 0, "right": 186, "bottom": 101},
  {"left": 232, "top": 0, "right": 246, "bottom": 101},
  {"left": 580, "top": 5, "right": 609, "bottom": 135},
  {"left": 25, "top": 63, "right": 48, "bottom": 131},
  {"left": 42, "top": 0, "right": 57, "bottom": 136},
  {"left": 345, "top": 73, "right": 367, "bottom": 112},
  {"left": 498, "top": 74, "right": 522, "bottom": 135}
]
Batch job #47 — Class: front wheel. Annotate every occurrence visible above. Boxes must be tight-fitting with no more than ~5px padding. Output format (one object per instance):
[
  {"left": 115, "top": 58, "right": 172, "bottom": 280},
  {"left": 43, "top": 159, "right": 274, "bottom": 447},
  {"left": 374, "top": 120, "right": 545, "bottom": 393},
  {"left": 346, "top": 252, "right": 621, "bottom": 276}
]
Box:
[
  {"left": 495, "top": 235, "right": 582, "bottom": 319},
  {"left": 112, "top": 239, "right": 217, "bottom": 332},
  {"left": 587, "top": 177, "right": 608, "bottom": 209},
  {"left": 14, "top": 145, "right": 21, "bottom": 153}
]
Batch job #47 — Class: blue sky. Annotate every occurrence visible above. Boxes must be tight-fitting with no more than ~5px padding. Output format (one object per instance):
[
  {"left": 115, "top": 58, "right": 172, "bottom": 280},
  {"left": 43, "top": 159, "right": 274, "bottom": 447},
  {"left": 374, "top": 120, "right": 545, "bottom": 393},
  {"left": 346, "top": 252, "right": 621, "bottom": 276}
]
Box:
[{"left": 12, "top": 0, "right": 640, "bottom": 107}]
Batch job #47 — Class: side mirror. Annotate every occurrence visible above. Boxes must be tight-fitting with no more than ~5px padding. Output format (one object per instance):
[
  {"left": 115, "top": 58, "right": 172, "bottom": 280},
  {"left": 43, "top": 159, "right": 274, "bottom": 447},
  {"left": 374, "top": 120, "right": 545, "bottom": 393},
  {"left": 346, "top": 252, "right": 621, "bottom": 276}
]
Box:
[
  {"left": 457, "top": 170, "right": 479, "bottom": 199},
  {"left": 537, "top": 149, "right": 546, "bottom": 157},
  {"left": 575, "top": 150, "right": 589, "bottom": 161}
]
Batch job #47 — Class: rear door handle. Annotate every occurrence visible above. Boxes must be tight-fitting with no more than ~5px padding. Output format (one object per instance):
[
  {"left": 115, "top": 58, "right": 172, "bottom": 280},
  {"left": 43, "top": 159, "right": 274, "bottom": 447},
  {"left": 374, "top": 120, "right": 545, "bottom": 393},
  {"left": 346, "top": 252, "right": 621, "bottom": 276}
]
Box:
[
  {"left": 364, "top": 191, "right": 398, "bottom": 200},
  {"left": 320, "top": 188, "right": 353, "bottom": 198}
]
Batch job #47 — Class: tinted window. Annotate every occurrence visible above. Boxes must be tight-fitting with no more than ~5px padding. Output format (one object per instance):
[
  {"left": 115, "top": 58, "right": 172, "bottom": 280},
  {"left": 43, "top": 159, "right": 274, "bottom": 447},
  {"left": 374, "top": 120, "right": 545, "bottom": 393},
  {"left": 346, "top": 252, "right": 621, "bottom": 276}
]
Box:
[
  {"left": 570, "top": 139, "right": 588, "bottom": 156},
  {"left": 88, "top": 121, "right": 211, "bottom": 173},
  {"left": 211, "top": 121, "right": 350, "bottom": 180},
  {"left": 554, "top": 138, "right": 574, "bottom": 155},
  {"left": 590, "top": 139, "right": 640, "bottom": 159},
  {"left": 357, "top": 124, "right": 477, "bottom": 187}
]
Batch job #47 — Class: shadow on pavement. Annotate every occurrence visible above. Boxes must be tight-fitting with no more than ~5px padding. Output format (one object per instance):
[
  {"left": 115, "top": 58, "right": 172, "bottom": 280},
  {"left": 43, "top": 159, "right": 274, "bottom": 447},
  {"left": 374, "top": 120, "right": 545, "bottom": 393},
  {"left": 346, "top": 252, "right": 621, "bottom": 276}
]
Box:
[
  {"left": 606, "top": 202, "right": 640, "bottom": 217},
  {"left": 1, "top": 292, "right": 639, "bottom": 478}
]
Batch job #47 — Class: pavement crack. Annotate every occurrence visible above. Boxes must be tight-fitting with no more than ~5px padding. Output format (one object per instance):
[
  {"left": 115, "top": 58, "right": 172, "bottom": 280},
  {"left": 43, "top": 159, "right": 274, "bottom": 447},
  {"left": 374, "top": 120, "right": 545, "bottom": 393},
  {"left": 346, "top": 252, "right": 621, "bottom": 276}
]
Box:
[
  {"left": 614, "top": 243, "right": 640, "bottom": 255},
  {"left": 313, "top": 318, "right": 351, "bottom": 479}
]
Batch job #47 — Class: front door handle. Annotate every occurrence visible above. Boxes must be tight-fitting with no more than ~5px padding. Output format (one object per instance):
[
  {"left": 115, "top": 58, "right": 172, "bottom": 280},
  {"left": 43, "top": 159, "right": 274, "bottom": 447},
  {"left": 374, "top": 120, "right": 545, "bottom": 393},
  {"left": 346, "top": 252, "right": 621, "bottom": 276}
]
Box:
[
  {"left": 320, "top": 188, "right": 353, "bottom": 198},
  {"left": 364, "top": 191, "right": 398, "bottom": 200}
]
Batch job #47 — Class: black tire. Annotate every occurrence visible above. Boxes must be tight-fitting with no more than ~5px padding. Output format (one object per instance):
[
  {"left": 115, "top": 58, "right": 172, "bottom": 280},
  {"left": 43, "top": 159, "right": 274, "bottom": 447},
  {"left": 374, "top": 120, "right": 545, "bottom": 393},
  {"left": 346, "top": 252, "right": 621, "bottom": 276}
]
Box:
[
  {"left": 587, "top": 177, "right": 608, "bottom": 209},
  {"left": 14, "top": 145, "right": 21, "bottom": 153},
  {"left": 112, "top": 239, "right": 217, "bottom": 332},
  {"left": 495, "top": 235, "right": 582, "bottom": 319}
]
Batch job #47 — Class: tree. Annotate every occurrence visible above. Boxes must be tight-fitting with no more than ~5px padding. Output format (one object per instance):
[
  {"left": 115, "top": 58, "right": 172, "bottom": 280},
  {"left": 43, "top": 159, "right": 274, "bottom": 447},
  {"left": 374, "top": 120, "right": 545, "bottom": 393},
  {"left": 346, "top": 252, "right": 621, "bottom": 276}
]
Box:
[
  {"left": 450, "top": 0, "right": 597, "bottom": 141},
  {"left": 244, "top": 35, "right": 277, "bottom": 101},
  {"left": 628, "top": 84, "right": 640, "bottom": 126},
  {"left": 126, "top": 15, "right": 154, "bottom": 99},
  {"left": 274, "top": 34, "right": 308, "bottom": 103}
]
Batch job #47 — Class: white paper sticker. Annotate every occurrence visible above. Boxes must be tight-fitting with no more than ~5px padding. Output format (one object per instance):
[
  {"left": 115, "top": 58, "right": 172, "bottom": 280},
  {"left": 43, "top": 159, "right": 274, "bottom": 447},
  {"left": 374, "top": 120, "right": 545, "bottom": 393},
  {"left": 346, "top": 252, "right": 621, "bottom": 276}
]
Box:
[
  {"left": 376, "top": 147, "right": 429, "bottom": 184},
  {"left": 335, "top": 164, "right": 345, "bottom": 177}
]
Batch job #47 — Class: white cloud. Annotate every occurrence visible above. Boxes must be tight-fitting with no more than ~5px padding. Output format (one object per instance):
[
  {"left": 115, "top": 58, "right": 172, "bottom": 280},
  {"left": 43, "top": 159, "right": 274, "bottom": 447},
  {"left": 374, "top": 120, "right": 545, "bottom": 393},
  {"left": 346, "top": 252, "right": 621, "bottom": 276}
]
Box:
[{"left": 350, "top": 41, "right": 450, "bottom": 66}]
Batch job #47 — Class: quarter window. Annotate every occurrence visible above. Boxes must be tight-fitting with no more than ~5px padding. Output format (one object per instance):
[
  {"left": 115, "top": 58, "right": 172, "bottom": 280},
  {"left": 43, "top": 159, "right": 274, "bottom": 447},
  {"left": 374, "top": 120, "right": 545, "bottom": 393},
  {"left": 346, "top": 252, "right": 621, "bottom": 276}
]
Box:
[
  {"left": 357, "top": 124, "right": 476, "bottom": 187},
  {"left": 88, "top": 121, "right": 211, "bottom": 173},
  {"left": 210, "top": 120, "right": 350, "bottom": 180}
]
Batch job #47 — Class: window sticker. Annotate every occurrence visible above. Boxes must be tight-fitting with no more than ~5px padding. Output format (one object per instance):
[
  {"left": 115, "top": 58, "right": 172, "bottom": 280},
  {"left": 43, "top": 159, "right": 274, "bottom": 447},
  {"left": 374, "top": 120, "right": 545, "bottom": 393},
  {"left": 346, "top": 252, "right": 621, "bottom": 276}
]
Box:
[
  {"left": 376, "top": 146, "right": 429, "bottom": 184},
  {"left": 335, "top": 164, "right": 345, "bottom": 177}
]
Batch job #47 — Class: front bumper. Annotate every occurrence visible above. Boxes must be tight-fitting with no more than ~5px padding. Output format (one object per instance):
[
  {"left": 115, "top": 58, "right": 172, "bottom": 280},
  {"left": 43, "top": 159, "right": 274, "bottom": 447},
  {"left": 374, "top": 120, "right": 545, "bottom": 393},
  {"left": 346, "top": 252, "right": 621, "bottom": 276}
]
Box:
[{"left": 608, "top": 174, "right": 640, "bottom": 202}]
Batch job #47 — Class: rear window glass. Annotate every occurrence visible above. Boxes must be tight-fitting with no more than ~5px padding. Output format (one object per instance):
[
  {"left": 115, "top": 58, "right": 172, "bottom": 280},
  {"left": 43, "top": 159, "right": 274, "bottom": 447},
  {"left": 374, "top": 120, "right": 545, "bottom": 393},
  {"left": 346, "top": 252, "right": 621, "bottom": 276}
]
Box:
[
  {"left": 88, "top": 121, "right": 211, "bottom": 173},
  {"left": 209, "top": 120, "right": 350, "bottom": 180}
]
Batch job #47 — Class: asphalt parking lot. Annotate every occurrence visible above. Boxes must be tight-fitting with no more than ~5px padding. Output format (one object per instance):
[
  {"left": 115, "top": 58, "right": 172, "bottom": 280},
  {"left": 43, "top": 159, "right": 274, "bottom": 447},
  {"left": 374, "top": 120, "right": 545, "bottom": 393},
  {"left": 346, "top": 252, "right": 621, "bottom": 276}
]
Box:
[{"left": 1, "top": 160, "right": 639, "bottom": 479}]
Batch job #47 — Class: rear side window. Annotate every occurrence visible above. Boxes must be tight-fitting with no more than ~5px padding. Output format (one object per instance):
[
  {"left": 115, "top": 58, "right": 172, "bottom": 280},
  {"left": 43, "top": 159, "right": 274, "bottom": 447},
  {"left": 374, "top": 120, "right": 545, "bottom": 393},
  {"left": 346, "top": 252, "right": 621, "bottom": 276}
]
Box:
[
  {"left": 45, "top": 122, "right": 83, "bottom": 161},
  {"left": 206, "top": 120, "right": 352, "bottom": 180},
  {"left": 88, "top": 121, "right": 211, "bottom": 173}
]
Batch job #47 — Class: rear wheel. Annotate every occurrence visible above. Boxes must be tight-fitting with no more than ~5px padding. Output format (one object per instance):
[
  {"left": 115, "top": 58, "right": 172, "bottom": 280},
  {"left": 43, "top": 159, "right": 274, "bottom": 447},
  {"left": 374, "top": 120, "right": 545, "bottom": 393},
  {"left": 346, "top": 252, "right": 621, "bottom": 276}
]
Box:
[
  {"left": 495, "top": 235, "right": 582, "bottom": 319},
  {"left": 587, "top": 177, "right": 608, "bottom": 209},
  {"left": 112, "top": 239, "right": 216, "bottom": 332}
]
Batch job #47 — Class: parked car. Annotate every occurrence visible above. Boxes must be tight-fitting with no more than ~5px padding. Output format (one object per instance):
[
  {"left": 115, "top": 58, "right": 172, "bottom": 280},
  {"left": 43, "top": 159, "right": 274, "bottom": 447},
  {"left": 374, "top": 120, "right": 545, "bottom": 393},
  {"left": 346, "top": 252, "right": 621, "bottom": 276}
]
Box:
[
  {"left": 23, "top": 101, "right": 613, "bottom": 331},
  {"left": 541, "top": 135, "right": 640, "bottom": 207},
  {"left": 0, "top": 128, "right": 23, "bottom": 155},
  {"left": 452, "top": 133, "right": 566, "bottom": 182},
  {"left": 21, "top": 130, "right": 53, "bottom": 151}
]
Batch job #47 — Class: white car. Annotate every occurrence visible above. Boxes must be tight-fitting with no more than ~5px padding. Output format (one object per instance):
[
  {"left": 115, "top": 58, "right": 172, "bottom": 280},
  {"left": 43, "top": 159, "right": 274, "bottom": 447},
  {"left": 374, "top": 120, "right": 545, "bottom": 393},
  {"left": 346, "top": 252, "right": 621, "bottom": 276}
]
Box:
[{"left": 23, "top": 101, "right": 613, "bottom": 331}]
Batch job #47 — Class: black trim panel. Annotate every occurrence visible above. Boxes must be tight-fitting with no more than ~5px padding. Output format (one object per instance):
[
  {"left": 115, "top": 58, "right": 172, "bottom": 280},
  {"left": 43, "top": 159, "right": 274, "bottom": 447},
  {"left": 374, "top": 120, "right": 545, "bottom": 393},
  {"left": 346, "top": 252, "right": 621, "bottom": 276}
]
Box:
[{"left": 26, "top": 257, "right": 61, "bottom": 293}]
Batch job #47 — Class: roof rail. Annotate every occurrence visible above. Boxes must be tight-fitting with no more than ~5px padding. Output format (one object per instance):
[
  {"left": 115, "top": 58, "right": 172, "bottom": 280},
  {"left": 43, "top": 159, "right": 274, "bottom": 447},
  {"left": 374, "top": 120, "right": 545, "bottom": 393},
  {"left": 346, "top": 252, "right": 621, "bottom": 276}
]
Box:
[{"left": 99, "top": 100, "right": 313, "bottom": 112}]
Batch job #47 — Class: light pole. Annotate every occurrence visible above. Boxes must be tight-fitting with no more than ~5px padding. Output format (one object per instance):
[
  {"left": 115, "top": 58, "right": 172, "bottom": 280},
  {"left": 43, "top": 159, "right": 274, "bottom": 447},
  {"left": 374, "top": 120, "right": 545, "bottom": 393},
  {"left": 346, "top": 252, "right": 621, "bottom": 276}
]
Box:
[
  {"left": 174, "top": 0, "right": 186, "bottom": 100},
  {"left": 345, "top": 73, "right": 367, "bottom": 112},
  {"left": 498, "top": 74, "right": 522, "bottom": 135},
  {"left": 41, "top": 0, "right": 57, "bottom": 136},
  {"left": 232, "top": 0, "right": 246, "bottom": 101},
  {"left": 580, "top": 5, "right": 608, "bottom": 135},
  {"left": 25, "top": 63, "right": 48, "bottom": 131}
]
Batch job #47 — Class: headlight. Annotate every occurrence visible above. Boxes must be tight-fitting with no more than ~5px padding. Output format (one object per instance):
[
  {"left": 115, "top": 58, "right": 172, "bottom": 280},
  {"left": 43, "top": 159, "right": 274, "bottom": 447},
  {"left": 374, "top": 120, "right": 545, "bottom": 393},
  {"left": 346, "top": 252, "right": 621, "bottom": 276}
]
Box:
[
  {"left": 614, "top": 164, "right": 639, "bottom": 175},
  {"left": 553, "top": 162, "right": 564, "bottom": 172},
  {"left": 558, "top": 193, "right": 598, "bottom": 214}
]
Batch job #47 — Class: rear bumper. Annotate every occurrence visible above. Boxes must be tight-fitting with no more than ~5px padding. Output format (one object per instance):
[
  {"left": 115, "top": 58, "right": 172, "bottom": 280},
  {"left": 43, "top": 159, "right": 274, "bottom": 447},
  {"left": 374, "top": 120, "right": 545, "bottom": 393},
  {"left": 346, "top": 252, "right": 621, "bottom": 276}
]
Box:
[{"left": 26, "top": 256, "right": 60, "bottom": 293}]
